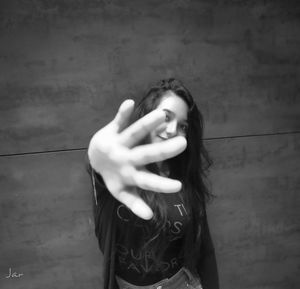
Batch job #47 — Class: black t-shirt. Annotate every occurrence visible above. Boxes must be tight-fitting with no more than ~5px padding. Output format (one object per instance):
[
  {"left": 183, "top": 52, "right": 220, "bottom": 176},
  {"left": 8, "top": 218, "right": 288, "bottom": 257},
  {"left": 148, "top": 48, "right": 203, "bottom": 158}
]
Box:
[
  {"left": 114, "top": 192, "right": 189, "bottom": 285},
  {"left": 90, "top": 167, "right": 219, "bottom": 289}
]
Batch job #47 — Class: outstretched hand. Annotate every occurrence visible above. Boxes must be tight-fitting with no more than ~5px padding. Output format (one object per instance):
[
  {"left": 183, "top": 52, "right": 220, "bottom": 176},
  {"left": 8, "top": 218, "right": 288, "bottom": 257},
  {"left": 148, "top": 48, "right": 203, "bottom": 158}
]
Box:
[{"left": 88, "top": 99, "right": 187, "bottom": 220}]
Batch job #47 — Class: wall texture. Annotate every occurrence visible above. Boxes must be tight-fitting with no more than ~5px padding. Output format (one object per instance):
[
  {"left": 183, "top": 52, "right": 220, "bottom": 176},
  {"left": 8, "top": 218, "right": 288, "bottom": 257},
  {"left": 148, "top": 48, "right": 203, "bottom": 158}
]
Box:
[{"left": 0, "top": 1, "right": 299, "bottom": 288}]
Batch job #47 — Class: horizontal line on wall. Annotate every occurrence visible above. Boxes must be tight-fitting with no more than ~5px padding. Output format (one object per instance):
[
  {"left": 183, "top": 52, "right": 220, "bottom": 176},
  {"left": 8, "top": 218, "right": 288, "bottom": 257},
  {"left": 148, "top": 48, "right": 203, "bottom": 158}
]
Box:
[
  {"left": 0, "top": 130, "right": 299, "bottom": 158},
  {"left": 204, "top": 130, "right": 300, "bottom": 141},
  {"left": 0, "top": 147, "right": 87, "bottom": 158}
]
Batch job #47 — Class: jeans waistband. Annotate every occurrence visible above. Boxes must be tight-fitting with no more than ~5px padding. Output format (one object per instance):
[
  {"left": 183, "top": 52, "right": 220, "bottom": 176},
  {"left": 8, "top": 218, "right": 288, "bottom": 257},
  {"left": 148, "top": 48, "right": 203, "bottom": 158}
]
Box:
[{"left": 116, "top": 267, "right": 196, "bottom": 289}]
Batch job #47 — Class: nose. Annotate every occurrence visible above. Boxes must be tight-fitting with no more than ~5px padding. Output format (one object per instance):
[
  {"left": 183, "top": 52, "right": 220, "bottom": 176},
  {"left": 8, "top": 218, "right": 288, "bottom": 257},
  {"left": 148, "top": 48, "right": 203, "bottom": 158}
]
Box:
[{"left": 165, "top": 120, "right": 178, "bottom": 137}]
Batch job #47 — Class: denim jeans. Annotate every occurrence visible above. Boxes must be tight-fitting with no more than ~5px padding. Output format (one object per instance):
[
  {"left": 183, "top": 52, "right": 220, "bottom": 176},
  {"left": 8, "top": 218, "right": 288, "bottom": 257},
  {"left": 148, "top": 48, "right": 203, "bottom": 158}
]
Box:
[{"left": 116, "top": 267, "right": 202, "bottom": 289}]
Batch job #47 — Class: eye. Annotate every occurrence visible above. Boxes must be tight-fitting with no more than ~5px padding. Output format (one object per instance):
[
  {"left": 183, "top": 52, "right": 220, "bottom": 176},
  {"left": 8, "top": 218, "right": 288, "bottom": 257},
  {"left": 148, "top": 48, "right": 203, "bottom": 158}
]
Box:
[
  {"left": 165, "top": 114, "right": 170, "bottom": 122},
  {"left": 179, "top": 123, "right": 188, "bottom": 134}
]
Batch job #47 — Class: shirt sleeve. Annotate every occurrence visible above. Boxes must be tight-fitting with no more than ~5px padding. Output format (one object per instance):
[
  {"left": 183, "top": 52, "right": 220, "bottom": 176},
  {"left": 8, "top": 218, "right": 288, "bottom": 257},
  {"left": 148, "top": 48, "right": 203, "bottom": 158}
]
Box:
[
  {"left": 197, "top": 211, "right": 220, "bottom": 289},
  {"left": 86, "top": 154, "right": 109, "bottom": 218}
]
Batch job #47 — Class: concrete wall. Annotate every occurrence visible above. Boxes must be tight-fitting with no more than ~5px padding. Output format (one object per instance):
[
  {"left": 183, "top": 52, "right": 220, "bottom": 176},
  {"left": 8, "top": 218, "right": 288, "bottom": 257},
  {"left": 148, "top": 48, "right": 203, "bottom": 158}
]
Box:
[{"left": 0, "top": 1, "right": 299, "bottom": 288}]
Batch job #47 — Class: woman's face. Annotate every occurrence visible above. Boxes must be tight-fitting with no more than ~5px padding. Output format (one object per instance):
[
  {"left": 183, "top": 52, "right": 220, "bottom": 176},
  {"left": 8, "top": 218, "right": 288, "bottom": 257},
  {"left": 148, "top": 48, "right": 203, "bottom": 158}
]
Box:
[{"left": 150, "top": 91, "right": 189, "bottom": 144}]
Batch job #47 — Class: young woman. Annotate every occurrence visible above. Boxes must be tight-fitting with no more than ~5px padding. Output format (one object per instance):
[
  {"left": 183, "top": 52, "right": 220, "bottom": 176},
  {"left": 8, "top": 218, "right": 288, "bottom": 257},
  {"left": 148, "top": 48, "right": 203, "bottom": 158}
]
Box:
[{"left": 88, "top": 78, "right": 219, "bottom": 289}]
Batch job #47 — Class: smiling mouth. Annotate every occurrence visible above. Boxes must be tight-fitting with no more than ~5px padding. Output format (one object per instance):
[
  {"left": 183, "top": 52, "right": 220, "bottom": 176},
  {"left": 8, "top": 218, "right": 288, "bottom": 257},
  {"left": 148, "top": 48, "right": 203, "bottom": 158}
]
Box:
[{"left": 158, "top": 135, "right": 168, "bottom": 140}]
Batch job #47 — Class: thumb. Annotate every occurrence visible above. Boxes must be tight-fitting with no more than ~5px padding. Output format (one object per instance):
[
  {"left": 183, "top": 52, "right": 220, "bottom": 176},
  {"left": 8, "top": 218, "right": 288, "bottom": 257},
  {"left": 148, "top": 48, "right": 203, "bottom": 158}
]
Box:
[{"left": 112, "top": 99, "right": 135, "bottom": 133}]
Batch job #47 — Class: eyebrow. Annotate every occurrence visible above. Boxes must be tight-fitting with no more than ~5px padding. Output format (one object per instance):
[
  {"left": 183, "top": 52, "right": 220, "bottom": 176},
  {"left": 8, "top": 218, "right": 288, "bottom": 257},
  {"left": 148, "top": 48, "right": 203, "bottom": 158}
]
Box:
[{"left": 163, "top": 109, "right": 188, "bottom": 123}]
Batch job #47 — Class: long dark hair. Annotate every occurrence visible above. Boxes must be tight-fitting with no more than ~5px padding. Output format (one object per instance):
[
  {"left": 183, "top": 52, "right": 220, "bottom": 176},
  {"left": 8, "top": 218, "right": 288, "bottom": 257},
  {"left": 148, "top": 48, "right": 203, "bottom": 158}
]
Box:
[{"left": 127, "top": 78, "right": 213, "bottom": 273}]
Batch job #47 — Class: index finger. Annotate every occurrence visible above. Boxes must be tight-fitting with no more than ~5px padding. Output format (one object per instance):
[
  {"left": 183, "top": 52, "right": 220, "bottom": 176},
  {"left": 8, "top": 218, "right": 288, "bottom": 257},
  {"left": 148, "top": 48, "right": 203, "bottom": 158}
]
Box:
[
  {"left": 119, "top": 109, "right": 166, "bottom": 147},
  {"left": 129, "top": 136, "right": 187, "bottom": 166}
]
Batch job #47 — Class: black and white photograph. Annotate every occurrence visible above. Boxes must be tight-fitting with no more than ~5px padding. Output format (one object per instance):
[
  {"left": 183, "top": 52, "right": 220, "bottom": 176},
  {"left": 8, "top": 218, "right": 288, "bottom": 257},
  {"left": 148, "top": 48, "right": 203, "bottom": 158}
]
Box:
[{"left": 0, "top": 1, "right": 299, "bottom": 289}]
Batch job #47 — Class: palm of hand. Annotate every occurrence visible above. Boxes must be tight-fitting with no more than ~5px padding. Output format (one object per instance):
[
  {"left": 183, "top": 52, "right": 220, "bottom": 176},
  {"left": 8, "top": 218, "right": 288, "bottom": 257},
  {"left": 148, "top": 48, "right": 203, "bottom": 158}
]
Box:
[{"left": 88, "top": 100, "right": 187, "bottom": 220}]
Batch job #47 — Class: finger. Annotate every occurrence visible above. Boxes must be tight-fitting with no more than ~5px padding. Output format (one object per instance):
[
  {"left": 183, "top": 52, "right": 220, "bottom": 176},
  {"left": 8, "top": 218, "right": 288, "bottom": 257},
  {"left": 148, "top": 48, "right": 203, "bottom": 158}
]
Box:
[
  {"left": 131, "top": 170, "right": 182, "bottom": 193},
  {"left": 117, "top": 190, "right": 154, "bottom": 220},
  {"left": 130, "top": 136, "right": 187, "bottom": 166},
  {"left": 119, "top": 109, "right": 166, "bottom": 147},
  {"left": 112, "top": 99, "right": 135, "bottom": 133}
]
